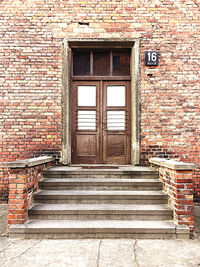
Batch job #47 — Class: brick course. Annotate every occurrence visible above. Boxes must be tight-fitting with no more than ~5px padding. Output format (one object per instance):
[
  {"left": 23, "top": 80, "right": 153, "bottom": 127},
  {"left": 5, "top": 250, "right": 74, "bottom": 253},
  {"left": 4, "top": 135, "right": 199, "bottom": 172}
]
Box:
[{"left": 0, "top": 1, "right": 199, "bottom": 196}]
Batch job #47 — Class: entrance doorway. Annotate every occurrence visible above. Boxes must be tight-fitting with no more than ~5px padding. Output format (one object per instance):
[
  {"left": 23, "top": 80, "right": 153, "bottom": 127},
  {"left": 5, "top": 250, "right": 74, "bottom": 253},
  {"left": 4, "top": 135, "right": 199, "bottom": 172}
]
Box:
[{"left": 71, "top": 49, "right": 131, "bottom": 164}]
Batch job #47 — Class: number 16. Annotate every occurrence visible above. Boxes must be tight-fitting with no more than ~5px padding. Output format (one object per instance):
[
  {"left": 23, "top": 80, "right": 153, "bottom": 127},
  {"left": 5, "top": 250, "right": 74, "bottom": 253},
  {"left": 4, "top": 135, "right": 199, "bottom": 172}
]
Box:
[{"left": 147, "top": 52, "right": 157, "bottom": 62}]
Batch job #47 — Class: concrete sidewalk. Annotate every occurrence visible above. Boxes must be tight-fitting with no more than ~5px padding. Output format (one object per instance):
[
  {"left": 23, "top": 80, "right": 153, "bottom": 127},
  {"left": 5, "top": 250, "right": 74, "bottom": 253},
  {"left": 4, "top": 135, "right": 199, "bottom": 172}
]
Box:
[{"left": 1, "top": 237, "right": 200, "bottom": 267}]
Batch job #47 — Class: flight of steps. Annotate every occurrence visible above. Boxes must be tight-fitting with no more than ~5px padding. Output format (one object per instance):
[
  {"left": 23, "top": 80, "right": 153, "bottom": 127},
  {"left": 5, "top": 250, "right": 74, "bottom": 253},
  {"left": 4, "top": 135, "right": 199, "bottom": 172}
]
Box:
[{"left": 9, "top": 166, "right": 189, "bottom": 239}]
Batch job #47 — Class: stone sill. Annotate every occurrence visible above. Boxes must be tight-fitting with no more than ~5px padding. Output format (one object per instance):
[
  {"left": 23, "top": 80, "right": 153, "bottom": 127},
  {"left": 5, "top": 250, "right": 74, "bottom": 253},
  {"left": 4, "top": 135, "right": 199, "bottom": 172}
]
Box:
[
  {"left": 0, "top": 156, "right": 54, "bottom": 169},
  {"left": 149, "top": 158, "right": 196, "bottom": 171}
]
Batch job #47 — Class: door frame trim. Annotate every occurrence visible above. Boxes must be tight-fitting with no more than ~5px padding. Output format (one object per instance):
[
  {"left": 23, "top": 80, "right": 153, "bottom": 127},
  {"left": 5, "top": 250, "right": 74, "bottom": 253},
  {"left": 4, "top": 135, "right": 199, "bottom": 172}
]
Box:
[{"left": 61, "top": 38, "right": 140, "bottom": 165}]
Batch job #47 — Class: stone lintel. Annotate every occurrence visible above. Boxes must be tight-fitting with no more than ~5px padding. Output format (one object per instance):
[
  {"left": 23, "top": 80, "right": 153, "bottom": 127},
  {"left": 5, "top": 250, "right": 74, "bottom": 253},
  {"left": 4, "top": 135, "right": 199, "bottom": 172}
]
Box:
[
  {"left": 149, "top": 158, "right": 196, "bottom": 171},
  {"left": 0, "top": 156, "right": 54, "bottom": 169}
]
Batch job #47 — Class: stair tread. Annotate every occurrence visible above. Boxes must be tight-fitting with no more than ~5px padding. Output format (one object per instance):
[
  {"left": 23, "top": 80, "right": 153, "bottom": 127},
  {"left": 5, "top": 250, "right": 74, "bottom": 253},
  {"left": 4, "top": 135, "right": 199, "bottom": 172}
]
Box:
[
  {"left": 30, "top": 203, "right": 172, "bottom": 211},
  {"left": 40, "top": 178, "right": 161, "bottom": 183}
]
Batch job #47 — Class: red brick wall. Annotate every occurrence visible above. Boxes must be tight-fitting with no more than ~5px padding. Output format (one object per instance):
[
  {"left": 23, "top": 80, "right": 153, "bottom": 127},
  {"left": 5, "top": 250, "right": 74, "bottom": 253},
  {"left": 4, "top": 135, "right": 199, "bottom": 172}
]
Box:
[
  {"left": 158, "top": 167, "right": 194, "bottom": 231},
  {"left": 0, "top": 1, "right": 199, "bottom": 173},
  {"left": 8, "top": 161, "right": 52, "bottom": 225}
]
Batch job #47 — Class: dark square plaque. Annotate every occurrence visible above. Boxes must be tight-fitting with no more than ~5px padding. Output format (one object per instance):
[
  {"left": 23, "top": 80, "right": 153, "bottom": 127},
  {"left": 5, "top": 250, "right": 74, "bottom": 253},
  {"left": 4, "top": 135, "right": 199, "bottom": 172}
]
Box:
[{"left": 145, "top": 51, "right": 159, "bottom": 66}]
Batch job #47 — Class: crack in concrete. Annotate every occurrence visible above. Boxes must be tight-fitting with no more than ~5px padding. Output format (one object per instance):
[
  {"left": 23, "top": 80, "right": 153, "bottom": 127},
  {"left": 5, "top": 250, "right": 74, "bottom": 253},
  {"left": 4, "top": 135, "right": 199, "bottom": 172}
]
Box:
[
  {"left": 96, "top": 239, "right": 102, "bottom": 267},
  {"left": 0, "top": 240, "right": 16, "bottom": 254},
  {"left": 6, "top": 240, "right": 41, "bottom": 263},
  {"left": 0, "top": 240, "right": 17, "bottom": 263},
  {"left": 133, "top": 240, "right": 139, "bottom": 267}
]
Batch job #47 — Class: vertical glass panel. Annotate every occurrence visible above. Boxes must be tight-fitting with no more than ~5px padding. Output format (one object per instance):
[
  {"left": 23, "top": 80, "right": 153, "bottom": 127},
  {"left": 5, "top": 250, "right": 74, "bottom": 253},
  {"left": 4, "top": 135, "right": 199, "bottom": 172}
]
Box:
[
  {"left": 107, "top": 86, "right": 125, "bottom": 107},
  {"left": 78, "top": 86, "right": 96, "bottom": 106},
  {"left": 93, "top": 51, "right": 110, "bottom": 76},
  {"left": 107, "top": 111, "right": 125, "bottom": 130},
  {"left": 113, "top": 49, "right": 130, "bottom": 76},
  {"left": 73, "top": 51, "right": 90, "bottom": 76},
  {"left": 78, "top": 111, "right": 96, "bottom": 130}
]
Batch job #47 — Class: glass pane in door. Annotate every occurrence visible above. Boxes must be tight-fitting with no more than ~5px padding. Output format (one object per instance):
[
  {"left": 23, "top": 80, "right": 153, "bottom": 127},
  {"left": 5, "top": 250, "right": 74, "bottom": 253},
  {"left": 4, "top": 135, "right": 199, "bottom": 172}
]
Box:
[
  {"left": 78, "top": 86, "right": 96, "bottom": 106},
  {"left": 107, "top": 86, "right": 125, "bottom": 107}
]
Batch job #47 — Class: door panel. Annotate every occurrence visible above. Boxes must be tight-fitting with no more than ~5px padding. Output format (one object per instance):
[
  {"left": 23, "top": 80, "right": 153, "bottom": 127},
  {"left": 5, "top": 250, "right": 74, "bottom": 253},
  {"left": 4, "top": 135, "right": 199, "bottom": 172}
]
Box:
[
  {"left": 76, "top": 134, "right": 97, "bottom": 156},
  {"left": 71, "top": 81, "right": 101, "bottom": 164},
  {"left": 102, "top": 81, "right": 130, "bottom": 164},
  {"left": 71, "top": 80, "right": 130, "bottom": 164},
  {"left": 106, "top": 135, "right": 126, "bottom": 157}
]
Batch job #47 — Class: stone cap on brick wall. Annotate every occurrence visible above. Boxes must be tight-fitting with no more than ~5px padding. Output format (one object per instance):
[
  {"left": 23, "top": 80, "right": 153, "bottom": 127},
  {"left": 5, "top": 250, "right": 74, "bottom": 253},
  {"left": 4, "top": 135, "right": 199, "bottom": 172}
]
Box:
[
  {"left": 149, "top": 158, "right": 197, "bottom": 170},
  {"left": 0, "top": 156, "right": 54, "bottom": 168}
]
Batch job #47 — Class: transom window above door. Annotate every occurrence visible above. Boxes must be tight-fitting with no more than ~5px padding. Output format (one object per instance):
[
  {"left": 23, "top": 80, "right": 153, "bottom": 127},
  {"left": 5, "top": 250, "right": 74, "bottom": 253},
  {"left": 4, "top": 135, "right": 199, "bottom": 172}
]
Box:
[{"left": 73, "top": 49, "right": 131, "bottom": 77}]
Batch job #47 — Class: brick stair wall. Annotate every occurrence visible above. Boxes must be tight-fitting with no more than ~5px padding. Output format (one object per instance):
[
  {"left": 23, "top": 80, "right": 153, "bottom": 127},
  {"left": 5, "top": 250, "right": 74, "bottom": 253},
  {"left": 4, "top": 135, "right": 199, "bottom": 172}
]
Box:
[
  {"left": 0, "top": 156, "right": 54, "bottom": 226},
  {"left": 150, "top": 158, "right": 196, "bottom": 232}
]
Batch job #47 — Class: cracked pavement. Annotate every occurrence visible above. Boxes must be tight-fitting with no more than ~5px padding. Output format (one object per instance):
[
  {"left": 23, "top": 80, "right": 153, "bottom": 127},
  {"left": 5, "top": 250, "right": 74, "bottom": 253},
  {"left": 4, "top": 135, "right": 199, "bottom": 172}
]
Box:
[
  {"left": 133, "top": 240, "right": 139, "bottom": 267},
  {"left": 1, "top": 237, "right": 200, "bottom": 267}
]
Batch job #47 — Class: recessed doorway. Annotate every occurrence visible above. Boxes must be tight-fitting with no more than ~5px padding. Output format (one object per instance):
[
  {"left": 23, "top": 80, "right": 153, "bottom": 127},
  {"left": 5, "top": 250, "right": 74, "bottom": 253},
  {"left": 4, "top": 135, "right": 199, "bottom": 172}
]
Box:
[
  {"left": 61, "top": 39, "right": 140, "bottom": 166},
  {"left": 71, "top": 49, "right": 131, "bottom": 164}
]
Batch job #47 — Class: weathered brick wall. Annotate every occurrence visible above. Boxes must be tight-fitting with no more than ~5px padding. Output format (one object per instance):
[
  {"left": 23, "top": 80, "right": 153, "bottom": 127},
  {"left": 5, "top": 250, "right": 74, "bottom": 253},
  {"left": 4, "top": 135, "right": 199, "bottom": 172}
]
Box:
[
  {"left": 159, "top": 168, "right": 194, "bottom": 231},
  {"left": 0, "top": 1, "right": 199, "bottom": 174},
  {"left": 150, "top": 158, "right": 195, "bottom": 231},
  {"left": 8, "top": 160, "right": 53, "bottom": 225},
  {"left": 0, "top": 156, "right": 54, "bottom": 208}
]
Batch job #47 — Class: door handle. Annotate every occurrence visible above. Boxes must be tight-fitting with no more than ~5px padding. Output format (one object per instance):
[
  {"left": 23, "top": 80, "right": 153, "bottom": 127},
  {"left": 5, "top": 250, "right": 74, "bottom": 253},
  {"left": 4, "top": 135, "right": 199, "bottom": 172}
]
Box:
[{"left": 102, "top": 122, "right": 107, "bottom": 130}]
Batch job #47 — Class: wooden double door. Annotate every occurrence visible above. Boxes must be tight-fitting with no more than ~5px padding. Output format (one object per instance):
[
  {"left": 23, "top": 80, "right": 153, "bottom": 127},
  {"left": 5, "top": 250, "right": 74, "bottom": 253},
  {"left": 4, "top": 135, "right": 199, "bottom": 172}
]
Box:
[{"left": 71, "top": 80, "right": 131, "bottom": 164}]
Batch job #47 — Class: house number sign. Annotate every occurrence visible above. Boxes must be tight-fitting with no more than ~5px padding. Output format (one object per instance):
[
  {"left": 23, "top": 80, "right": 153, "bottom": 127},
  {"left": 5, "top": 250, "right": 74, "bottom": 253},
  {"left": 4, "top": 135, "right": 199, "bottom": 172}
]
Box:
[{"left": 145, "top": 51, "right": 159, "bottom": 66}]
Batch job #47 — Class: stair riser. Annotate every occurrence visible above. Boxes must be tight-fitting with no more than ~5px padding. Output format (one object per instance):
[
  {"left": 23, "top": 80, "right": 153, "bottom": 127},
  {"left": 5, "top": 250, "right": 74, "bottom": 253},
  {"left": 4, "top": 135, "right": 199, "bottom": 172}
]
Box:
[
  {"left": 34, "top": 199, "right": 168, "bottom": 204},
  {"left": 39, "top": 185, "right": 163, "bottom": 191},
  {"left": 10, "top": 232, "right": 188, "bottom": 240},
  {"left": 44, "top": 174, "right": 159, "bottom": 179},
  {"left": 29, "top": 214, "right": 172, "bottom": 220}
]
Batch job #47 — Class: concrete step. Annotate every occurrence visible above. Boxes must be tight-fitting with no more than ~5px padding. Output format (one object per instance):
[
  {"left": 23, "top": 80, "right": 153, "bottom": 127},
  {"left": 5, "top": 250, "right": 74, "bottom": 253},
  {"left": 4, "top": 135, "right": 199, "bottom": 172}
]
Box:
[
  {"left": 9, "top": 220, "right": 190, "bottom": 239},
  {"left": 43, "top": 166, "right": 158, "bottom": 179},
  {"left": 29, "top": 203, "right": 173, "bottom": 220},
  {"left": 39, "top": 178, "right": 162, "bottom": 191},
  {"left": 33, "top": 190, "right": 168, "bottom": 204}
]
